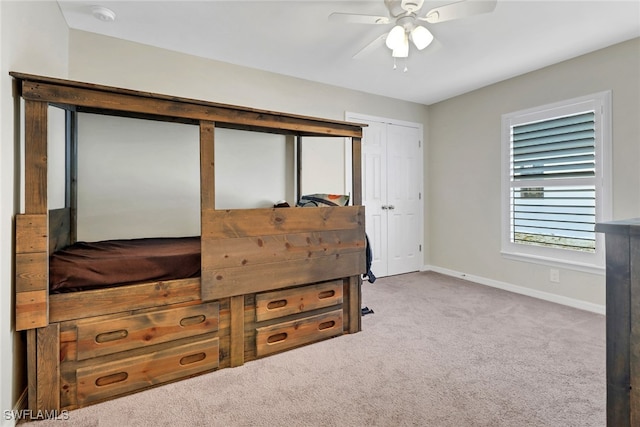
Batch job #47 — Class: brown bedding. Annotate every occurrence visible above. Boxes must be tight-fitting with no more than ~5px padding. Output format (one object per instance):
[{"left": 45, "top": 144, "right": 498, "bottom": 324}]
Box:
[{"left": 49, "top": 236, "right": 201, "bottom": 292}]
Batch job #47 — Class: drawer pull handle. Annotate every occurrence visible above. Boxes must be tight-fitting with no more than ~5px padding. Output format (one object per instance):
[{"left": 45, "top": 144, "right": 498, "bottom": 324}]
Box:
[
  {"left": 267, "top": 332, "right": 288, "bottom": 344},
  {"left": 318, "top": 290, "right": 335, "bottom": 299},
  {"left": 180, "top": 352, "right": 207, "bottom": 366},
  {"left": 180, "top": 314, "right": 206, "bottom": 327},
  {"left": 95, "top": 372, "right": 128, "bottom": 387},
  {"left": 267, "top": 299, "right": 288, "bottom": 310},
  {"left": 318, "top": 320, "right": 336, "bottom": 331},
  {"left": 95, "top": 329, "right": 128, "bottom": 343}
]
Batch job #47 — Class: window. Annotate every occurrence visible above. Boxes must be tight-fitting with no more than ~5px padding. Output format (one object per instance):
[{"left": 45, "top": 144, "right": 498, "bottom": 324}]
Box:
[{"left": 501, "top": 92, "right": 611, "bottom": 272}]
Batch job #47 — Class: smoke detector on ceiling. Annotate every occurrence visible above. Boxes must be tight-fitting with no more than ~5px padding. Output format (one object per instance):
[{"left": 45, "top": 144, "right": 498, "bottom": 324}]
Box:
[{"left": 91, "top": 6, "right": 116, "bottom": 22}]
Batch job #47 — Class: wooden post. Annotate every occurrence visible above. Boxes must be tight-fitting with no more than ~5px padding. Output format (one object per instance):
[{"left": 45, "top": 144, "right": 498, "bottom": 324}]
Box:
[
  {"left": 200, "top": 121, "right": 215, "bottom": 213},
  {"left": 351, "top": 136, "right": 362, "bottom": 206},
  {"left": 24, "top": 100, "right": 48, "bottom": 214},
  {"left": 229, "top": 295, "right": 245, "bottom": 367},
  {"left": 200, "top": 121, "right": 215, "bottom": 302},
  {"left": 36, "top": 324, "right": 61, "bottom": 411},
  {"left": 349, "top": 135, "right": 363, "bottom": 333},
  {"left": 66, "top": 108, "right": 78, "bottom": 244},
  {"left": 344, "top": 276, "right": 362, "bottom": 334},
  {"left": 16, "top": 100, "right": 49, "bottom": 331},
  {"left": 596, "top": 219, "right": 640, "bottom": 427},
  {"left": 296, "top": 135, "right": 302, "bottom": 201}
]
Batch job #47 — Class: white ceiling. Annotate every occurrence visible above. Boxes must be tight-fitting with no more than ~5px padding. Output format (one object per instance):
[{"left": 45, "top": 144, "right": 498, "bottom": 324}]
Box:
[{"left": 57, "top": 0, "right": 640, "bottom": 105}]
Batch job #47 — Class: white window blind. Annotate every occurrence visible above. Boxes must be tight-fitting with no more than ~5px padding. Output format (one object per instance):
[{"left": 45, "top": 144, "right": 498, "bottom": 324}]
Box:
[{"left": 511, "top": 112, "right": 596, "bottom": 252}]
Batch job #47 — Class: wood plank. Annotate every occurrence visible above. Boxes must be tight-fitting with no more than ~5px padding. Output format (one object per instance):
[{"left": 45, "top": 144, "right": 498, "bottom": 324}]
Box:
[
  {"left": 229, "top": 295, "right": 245, "bottom": 367},
  {"left": 200, "top": 121, "right": 215, "bottom": 210},
  {"left": 351, "top": 136, "right": 362, "bottom": 205},
  {"left": 15, "top": 252, "right": 47, "bottom": 293},
  {"left": 15, "top": 214, "right": 47, "bottom": 254},
  {"left": 20, "top": 81, "right": 363, "bottom": 138},
  {"left": 242, "top": 294, "right": 257, "bottom": 362},
  {"left": 16, "top": 290, "right": 48, "bottom": 331},
  {"left": 630, "top": 227, "right": 640, "bottom": 426},
  {"left": 256, "top": 280, "right": 343, "bottom": 322},
  {"left": 76, "top": 337, "right": 219, "bottom": 406},
  {"left": 76, "top": 302, "right": 219, "bottom": 360},
  {"left": 27, "top": 329, "right": 37, "bottom": 410},
  {"left": 36, "top": 324, "right": 60, "bottom": 411},
  {"left": 15, "top": 214, "right": 49, "bottom": 331},
  {"left": 12, "top": 72, "right": 365, "bottom": 136},
  {"left": 203, "top": 229, "right": 364, "bottom": 269},
  {"left": 49, "top": 278, "right": 201, "bottom": 323},
  {"left": 346, "top": 275, "right": 362, "bottom": 334},
  {"left": 255, "top": 309, "right": 343, "bottom": 357},
  {"left": 202, "top": 206, "right": 364, "bottom": 239},
  {"left": 200, "top": 120, "right": 216, "bottom": 303},
  {"left": 24, "top": 100, "right": 48, "bottom": 213},
  {"left": 60, "top": 328, "right": 77, "bottom": 365},
  {"left": 67, "top": 109, "right": 79, "bottom": 244},
  {"left": 604, "top": 233, "right": 631, "bottom": 427},
  {"left": 49, "top": 208, "right": 71, "bottom": 253},
  {"left": 203, "top": 251, "right": 365, "bottom": 300}
]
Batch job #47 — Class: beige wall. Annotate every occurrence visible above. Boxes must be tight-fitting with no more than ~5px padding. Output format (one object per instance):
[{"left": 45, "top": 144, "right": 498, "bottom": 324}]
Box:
[
  {"left": 0, "top": 2, "right": 69, "bottom": 425},
  {"left": 427, "top": 38, "right": 640, "bottom": 308},
  {"left": 68, "top": 30, "right": 429, "bottom": 126}
]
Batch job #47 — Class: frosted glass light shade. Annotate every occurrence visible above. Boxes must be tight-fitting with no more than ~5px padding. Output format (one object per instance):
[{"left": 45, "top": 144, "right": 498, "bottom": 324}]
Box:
[
  {"left": 386, "top": 25, "right": 406, "bottom": 50},
  {"left": 411, "top": 25, "right": 434, "bottom": 50},
  {"left": 392, "top": 33, "right": 409, "bottom": 57}
]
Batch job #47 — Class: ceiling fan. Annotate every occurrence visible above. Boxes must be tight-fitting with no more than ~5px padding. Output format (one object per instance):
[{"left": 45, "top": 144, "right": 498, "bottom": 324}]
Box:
[{"left": 329, "top": 0, "right": 497, "bottom": 65}]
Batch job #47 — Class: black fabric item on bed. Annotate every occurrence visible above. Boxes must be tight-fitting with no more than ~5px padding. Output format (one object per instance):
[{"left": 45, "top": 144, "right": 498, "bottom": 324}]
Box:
[{"left": 49, "top": 236, "right": 201, "bottom": 293}]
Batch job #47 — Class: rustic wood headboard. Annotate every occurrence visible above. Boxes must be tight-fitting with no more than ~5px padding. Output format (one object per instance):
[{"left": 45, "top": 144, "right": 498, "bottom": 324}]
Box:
[{"left": 12, "top": 71, "right": 366, "bottom": 332}]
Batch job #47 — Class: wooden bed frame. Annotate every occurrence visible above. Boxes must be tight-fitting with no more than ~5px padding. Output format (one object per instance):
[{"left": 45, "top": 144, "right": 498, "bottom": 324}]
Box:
[{"left": 11, "top": 72, "right": 366, "bottom": 412}]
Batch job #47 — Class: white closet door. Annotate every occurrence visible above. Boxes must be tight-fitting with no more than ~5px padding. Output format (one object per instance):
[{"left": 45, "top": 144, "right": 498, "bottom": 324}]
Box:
[
  {"left": 347, "top": 113, "right": 423, "bottom": 278},
  {"left": 362, "top": 120, "right": 388, "bottom": 277},
  {"left": 386, "top": 124, "right": 422, "bottom": 275}
]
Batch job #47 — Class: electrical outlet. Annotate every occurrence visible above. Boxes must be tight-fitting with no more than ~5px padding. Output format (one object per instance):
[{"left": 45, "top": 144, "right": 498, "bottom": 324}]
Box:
[{"left": 550, "top": 268, "right": 560, "bottom": 283}]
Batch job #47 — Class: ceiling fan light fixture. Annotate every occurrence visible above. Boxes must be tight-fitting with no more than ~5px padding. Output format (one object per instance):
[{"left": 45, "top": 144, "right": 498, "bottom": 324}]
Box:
[
  {"left": 392, "top": 34, "right": 409, "bottom": 58},
  {"left": 385, "top": 25, "right": 405, "bottom": 50},
  {"left": 410, "top": 25, "right": 433, "bottom": 50}
]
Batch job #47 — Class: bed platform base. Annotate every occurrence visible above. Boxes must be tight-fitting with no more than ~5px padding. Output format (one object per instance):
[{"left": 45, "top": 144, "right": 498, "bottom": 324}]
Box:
[
  {"left": 32, "top": 277, "right": 360, "bottom": 411},
  {"left": 12, "top": 72, "right": 366, "bottom": 414}
]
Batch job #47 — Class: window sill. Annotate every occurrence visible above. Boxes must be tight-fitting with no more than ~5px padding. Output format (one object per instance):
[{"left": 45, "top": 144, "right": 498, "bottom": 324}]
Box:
[{"left": 501, "top": 250, "right": 605, "bottom": 275}]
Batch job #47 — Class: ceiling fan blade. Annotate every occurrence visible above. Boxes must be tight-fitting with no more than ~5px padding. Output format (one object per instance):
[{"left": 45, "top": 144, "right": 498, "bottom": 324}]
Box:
[
  {"left": 329, "top": 12, "right": 391, "bottom": 25},
  {"left": 352, "top": 33, "right": 388, "bottom": 59},
  {"left": 421, "top": 0, "right": 497, "bottom": 24}
]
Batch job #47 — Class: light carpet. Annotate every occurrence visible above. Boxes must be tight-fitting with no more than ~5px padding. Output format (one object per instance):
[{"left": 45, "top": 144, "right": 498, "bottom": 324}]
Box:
[{"left": 22, "top": 271, "right": 606, "bottom": 426}]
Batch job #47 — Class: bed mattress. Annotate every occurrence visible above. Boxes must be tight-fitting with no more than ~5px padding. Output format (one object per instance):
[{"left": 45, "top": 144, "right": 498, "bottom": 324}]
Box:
[{"left": 49, "top": 236, "right": 201, "bottom": 292}]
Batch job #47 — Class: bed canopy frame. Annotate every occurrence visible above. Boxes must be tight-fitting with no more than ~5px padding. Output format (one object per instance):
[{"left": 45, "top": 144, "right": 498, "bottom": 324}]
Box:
[{"left": 12, "top": 72, "right": 366, "bottom": 413}]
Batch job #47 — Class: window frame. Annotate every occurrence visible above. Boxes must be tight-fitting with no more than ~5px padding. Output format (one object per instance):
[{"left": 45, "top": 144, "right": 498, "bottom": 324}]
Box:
[{"left": 501, "top": 91, "right": 612, "bottom": 274}]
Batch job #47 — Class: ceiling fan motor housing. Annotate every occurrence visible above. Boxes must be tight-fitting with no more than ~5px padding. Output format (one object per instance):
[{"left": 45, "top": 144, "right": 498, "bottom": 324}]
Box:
[
  {"left": 401, "top": 0, "right": 425, "bottom": 13},
  {"left": 386, "top": 0, "right": 424, "bottom": 17}
]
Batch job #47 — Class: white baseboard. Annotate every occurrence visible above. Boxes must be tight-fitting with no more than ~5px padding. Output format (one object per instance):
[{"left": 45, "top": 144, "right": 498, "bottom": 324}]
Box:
[
  {"left": 422, "top": 265, "right": 606, "bottom": 315},
  {"left": 2, "top": 388, "right": 27, "bottom": 427},
  {"left": 0, "top": 416, "right": 14, "bottom": 427}
]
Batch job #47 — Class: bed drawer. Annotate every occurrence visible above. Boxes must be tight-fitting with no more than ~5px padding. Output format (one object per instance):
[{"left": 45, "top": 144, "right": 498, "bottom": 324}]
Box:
[
  {"left": 255, "top": 280, "right": 343, "bottom": 322},
  {"left": 76, "top": 336, "right": 219, "bottom": 406},
  {"left": 256, "top": 309, "right": 343, "bottom": 357},
  {"left": 76, "top": 302, "right": 219, "bottom": 361}
]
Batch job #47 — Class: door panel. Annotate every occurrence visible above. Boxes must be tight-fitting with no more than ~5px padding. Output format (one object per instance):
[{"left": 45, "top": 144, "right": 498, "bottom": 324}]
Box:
[
  {"left": 362, "top": 121, "right": 388, "bottom": 277},
  {"left": 386, "top": 124, "right": 421, "bottom": 275}
]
